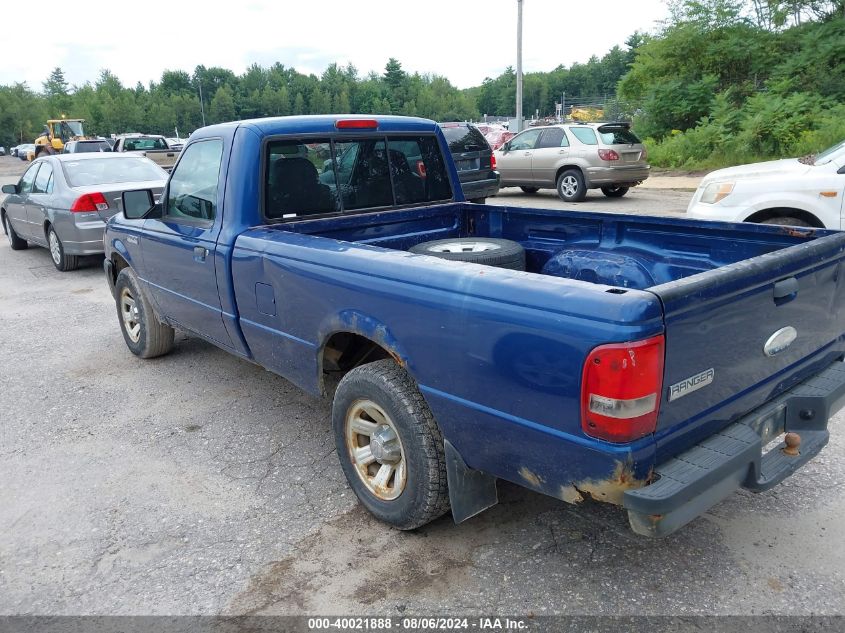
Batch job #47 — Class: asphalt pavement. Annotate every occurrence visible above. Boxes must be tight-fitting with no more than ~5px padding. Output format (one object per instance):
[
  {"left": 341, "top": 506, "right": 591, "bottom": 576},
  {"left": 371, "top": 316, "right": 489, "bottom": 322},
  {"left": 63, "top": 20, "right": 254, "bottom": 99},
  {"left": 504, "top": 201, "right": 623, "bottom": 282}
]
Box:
[{"left": 0, "top": 154, "right": 843, "bottom": 617}]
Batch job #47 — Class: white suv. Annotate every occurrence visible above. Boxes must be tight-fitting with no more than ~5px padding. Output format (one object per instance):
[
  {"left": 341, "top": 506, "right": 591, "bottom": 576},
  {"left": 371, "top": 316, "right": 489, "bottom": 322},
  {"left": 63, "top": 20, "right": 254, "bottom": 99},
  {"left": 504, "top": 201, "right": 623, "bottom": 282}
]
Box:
[{"left": 687, "top": 139, "right": 845, "bottom": 229}]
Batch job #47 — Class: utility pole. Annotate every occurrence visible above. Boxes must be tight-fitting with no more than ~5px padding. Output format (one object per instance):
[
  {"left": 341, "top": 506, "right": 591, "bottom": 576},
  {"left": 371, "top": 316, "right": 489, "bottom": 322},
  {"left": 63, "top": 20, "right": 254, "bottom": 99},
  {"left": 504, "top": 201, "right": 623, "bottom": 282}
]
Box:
[
  {"left": 198, "top": 81, "right": 206, "bottom": 127},
  {"left": 515, "top": 0, "right": 523, "bottom": 133}
]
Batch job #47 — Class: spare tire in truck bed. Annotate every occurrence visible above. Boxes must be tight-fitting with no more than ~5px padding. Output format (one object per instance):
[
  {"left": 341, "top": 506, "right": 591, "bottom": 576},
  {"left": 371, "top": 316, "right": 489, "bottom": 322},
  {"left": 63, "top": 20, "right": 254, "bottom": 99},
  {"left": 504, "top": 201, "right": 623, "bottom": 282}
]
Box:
[{"left": 409, "top": 238, "right": 525, "bottom": 270}]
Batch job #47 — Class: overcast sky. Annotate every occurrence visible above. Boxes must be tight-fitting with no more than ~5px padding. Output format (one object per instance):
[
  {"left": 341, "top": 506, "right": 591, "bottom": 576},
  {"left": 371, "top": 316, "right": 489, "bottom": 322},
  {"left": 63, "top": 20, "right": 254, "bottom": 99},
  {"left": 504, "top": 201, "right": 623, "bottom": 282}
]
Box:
[{"left": 3, "top": 0, "right": 670, "bottom": 91}]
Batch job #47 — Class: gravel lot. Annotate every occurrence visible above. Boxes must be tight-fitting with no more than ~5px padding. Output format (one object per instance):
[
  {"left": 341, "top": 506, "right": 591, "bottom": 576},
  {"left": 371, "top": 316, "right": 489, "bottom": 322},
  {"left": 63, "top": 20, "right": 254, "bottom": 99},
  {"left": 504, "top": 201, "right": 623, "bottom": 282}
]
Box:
[{"left": 1, "top": 154, "right": 843, "bottom": 617}]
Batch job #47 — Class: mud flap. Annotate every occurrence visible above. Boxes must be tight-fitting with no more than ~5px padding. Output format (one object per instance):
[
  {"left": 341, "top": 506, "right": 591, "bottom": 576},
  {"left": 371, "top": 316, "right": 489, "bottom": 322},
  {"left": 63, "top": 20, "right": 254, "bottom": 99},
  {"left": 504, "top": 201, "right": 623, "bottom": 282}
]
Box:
[{"left": 445, "top": 439, "right": 498, "bottom": 523}]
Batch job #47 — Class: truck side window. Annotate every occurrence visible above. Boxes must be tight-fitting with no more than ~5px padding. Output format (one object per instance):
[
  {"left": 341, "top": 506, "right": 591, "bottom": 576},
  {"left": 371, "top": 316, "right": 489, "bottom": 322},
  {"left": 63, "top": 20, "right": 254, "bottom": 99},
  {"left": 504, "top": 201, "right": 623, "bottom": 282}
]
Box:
[
  {"left": 265, "top": 139, "right": 338, "bottom": 219},
  {"left": 165, "top": 139, "right": 223, "bottom": 224}
]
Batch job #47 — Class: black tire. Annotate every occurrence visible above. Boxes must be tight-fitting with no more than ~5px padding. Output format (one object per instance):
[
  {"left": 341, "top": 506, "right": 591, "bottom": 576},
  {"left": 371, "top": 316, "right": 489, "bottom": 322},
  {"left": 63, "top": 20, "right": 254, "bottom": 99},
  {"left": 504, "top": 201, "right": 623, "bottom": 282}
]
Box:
[
  {"left": 47, "top": 226, "right": 79, "bottom": 271},
  {"left": 556, "top": 169, "right": 587, "bottom": 202},
  {"left": 2, "top": 213, "right": 28, "bottom": 250},
  {"left": 520, "top": 186, "right": 539, "bottom": 194},
  {"left": 409, "top": 237, "right": 525, "bottom": 270},
  {"left": 762, "top": 216, "right": 812, "bottom": 228},
  {"left": 114, "top": 268, "right": 174, "bottom": 358},
  {"left": 601, "top": 185, "right": 629, "bottom": 198},
  {"left": 468, "top": 197, "right": 486, "bottom": 204},
  {"left": 332, "top": 359, "right": 450, "bottom": 530}
]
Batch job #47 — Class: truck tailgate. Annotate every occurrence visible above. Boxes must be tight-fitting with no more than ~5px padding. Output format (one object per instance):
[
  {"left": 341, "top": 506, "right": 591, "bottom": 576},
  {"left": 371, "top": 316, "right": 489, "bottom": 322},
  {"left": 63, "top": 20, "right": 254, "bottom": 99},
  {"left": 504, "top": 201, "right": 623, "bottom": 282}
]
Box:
[{"left": 650, "top": 230, "right": 845, "bottom": 456}]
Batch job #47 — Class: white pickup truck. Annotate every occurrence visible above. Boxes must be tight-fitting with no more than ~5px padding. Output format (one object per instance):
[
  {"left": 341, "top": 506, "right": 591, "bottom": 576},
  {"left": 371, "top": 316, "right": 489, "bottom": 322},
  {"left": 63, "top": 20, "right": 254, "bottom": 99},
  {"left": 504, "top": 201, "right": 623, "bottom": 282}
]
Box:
[
  {"left": 686, "top": 139, "right": 845, "bottom": 229},
  {"left": 112, "top": 134, "right": 180, "bottom": 172}
]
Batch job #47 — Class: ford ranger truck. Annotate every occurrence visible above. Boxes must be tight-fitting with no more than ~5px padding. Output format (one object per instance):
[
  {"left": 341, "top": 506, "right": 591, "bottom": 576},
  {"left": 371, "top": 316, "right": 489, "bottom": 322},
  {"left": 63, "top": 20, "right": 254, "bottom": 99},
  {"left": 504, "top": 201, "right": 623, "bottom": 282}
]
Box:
[{"left": 103, "top": 115, "right": 845, "bottom": 537}]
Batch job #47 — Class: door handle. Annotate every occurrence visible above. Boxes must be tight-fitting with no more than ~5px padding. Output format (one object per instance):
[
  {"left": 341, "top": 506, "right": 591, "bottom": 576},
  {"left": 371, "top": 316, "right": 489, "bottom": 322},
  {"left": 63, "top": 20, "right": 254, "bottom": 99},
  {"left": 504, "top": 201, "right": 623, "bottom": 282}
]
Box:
[
  {"left": 193, "top": 246, "right": 208, "bottom": 262},
  {"left": 558, "top": 149, "right": 567, "bottom": 154}
]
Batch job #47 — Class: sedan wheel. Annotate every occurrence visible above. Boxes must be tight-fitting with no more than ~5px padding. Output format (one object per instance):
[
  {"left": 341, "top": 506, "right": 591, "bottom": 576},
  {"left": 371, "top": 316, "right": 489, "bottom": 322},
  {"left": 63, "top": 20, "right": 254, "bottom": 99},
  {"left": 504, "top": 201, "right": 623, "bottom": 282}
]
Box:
[
  {"left": 3, "top": 214, "right": 29, "bottom": 251},
  {"left": 46, "top": 226, "right": 79, "bottom": 271}
]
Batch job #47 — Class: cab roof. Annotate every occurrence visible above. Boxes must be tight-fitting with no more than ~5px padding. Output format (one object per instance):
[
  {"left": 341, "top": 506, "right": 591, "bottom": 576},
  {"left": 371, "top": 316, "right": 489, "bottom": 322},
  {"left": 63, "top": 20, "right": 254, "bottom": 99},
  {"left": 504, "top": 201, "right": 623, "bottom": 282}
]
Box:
[{"left": 192, "top": 115, "right": 440, "bottom": 141}]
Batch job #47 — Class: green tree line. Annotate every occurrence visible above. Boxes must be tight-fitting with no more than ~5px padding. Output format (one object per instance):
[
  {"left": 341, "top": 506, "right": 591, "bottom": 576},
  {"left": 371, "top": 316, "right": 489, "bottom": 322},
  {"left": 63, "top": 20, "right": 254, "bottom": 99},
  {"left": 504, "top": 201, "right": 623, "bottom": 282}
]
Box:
[
  {"left": 0, "top": 59, "right": 478, "bottom": 148},
  {"left": 2, "top": 0, "right": 843, "bottom": 169}
]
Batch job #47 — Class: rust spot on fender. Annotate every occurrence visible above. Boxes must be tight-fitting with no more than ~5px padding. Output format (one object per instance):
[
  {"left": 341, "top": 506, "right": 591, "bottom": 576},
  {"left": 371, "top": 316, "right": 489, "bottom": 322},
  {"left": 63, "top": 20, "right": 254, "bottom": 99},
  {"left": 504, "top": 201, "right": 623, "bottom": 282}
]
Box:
[
  {"left": 570, "top": 460, "right": 650, "bottom": 506},
  {"left": 518, "top": 466, "right": 545, "bottom": 488},
  {"left": 388, "top": 349, "right": 406, "bottom": 368},
  {"left": 558, "top": 485, "right": 584, "bottom": 504}
]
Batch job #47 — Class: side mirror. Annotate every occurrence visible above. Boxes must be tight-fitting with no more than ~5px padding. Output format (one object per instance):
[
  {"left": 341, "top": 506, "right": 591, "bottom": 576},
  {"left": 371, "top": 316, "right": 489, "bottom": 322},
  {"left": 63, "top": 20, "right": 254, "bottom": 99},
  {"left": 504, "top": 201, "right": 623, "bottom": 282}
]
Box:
[
  {"left": 2, "top": 184, "right": 18, "bottom": 194},
  {"left": 501, "top": 141, "right": 510, "bottom": 152},
  {"left": 122, "top": 189, "right": 157, "bottom": 219},
  {"left": 838, "top": 164, "right": 845, "bottom": 175}
]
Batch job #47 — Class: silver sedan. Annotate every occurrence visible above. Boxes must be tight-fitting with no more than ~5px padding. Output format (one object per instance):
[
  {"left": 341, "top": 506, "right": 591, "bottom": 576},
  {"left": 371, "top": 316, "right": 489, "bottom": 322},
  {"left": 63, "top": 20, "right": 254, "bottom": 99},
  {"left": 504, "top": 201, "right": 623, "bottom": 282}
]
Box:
[{"left": 1, "top": 153, "right": 167, "bottom": 271}]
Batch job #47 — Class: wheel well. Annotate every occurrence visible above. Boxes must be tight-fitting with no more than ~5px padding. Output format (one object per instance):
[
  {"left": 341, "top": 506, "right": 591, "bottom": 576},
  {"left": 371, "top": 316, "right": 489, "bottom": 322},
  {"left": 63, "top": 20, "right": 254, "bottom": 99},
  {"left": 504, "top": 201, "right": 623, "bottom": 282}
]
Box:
[
  {"left": 320, "top": 332, "right": 394, "bottom": 395},
  {"left": 745, "top": 208, "right": 824, "bottom": 228},
  {"left": 111, "top": 253, "right": 130, "bottom": 284},
  {"left": 0, "top": 208, "right": 6, "bottom": 233},
  {"left": 43, "top": 219, "right": 52, "bottom": 237},
  {"left": 555, "top": 165, "right": 584, "bottom": 184}
]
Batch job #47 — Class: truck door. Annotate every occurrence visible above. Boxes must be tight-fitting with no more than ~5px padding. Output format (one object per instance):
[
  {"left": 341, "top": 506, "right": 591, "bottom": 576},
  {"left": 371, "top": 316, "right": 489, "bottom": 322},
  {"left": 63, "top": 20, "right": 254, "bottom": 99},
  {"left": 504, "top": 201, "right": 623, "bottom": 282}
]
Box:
[
  {"left": 530, "top": 127, "right": 570, "bottom": 186},
  {"left": 139, "top": 138, "right": 234, "bottom": 348}
]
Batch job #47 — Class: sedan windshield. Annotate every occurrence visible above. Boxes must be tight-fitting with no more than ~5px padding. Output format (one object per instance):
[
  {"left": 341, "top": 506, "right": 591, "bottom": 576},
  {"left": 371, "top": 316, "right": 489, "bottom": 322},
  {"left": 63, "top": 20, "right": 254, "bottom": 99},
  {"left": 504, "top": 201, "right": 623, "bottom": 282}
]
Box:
[{"left": 62, "top": 157, "right": 167, "bottom": 187}]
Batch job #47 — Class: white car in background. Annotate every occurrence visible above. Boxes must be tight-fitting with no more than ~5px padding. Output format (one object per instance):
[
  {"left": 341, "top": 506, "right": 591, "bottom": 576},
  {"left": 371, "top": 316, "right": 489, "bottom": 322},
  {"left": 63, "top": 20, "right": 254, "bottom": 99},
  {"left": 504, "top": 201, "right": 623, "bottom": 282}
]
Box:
[{"left": 686, "top": 139, "right": 845, "bottom": 229}]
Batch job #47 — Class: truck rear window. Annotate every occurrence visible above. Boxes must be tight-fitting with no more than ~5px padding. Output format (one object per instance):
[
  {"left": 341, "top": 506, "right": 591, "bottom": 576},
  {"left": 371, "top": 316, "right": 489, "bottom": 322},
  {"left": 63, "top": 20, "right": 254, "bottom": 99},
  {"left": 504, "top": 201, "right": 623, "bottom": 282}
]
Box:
[
  {"left": 122, "top": 137, "right": 169, "bottom": 151},
  {"left": 264, "top": 135, "right": 452, "bottom": 220}
]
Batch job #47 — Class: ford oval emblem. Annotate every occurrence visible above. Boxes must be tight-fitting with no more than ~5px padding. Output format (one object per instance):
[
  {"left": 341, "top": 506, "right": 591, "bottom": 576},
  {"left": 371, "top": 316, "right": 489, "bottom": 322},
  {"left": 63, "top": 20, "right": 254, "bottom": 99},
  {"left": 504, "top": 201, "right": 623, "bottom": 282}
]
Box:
[{"left": 764, "top": 326, "right": 797, "bottom": 357}]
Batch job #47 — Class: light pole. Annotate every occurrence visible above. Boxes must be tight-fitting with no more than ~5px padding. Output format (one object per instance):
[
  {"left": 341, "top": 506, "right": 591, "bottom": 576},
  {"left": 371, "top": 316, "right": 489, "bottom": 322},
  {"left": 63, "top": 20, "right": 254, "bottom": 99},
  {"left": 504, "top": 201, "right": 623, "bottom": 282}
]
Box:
[
  {"left": 198, "top": 80, "right": 206, "bottom": 127},
  {"left": 515, "top": 0, "right": 523, "bottom": 133}
]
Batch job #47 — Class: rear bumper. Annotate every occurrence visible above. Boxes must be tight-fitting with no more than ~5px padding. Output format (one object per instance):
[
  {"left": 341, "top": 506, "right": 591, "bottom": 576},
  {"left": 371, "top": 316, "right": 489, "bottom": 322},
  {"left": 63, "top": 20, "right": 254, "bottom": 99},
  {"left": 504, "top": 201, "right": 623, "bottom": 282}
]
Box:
[
  {"left": 585, "top": 165, "right": 650, "bottom": 187},
  {"left": 459, "top": 174, "right": 500, "bottom": 201},
  {"left": 624, "top": 360, "right": 845, "bottom": 537}
]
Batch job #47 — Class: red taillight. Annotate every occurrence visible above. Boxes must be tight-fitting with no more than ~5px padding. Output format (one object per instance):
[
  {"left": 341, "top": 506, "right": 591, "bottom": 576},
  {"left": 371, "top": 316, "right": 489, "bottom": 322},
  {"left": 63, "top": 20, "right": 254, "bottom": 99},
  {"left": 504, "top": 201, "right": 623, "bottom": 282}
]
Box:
[
  {"left": 490, "top": 153, "right": 497, "bottom": 170},
  {"left": 415, "top": 160, "right": 427, "bottom": 178},
  {"left": 598, "top": 149, "right": 620, "bottom": 161},
  {"left": 581, "top": 334, "right": 665, "bottom": 443},
  {"left": 335, "top": 119, "right": 378, "bottom": 129},
  {"left": 70, "top": 192, "right": 109, "bottom": 213}
]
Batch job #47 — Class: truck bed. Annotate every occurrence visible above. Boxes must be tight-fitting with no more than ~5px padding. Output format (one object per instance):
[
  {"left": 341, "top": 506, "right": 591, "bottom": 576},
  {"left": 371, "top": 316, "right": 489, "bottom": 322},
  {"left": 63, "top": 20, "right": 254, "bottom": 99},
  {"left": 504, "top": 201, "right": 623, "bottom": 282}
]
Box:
[{"left": 231, "top": 203, "right": 845, "bottom": 517}]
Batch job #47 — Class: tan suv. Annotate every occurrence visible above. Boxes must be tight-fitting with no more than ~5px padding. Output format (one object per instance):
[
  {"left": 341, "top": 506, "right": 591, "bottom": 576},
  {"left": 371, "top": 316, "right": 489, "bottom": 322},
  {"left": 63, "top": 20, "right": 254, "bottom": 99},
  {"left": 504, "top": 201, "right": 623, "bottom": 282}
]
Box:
[{"left": 493, "top": 122, "right": 649, "bottom": 202}]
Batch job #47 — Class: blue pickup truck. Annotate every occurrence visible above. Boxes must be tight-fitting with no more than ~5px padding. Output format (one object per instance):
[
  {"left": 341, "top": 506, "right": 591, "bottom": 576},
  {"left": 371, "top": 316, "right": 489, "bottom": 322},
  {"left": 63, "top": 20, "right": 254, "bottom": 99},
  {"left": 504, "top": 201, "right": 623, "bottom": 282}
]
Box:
[{"left": 103, "top": 115, "right": 845, "bottom": 536}]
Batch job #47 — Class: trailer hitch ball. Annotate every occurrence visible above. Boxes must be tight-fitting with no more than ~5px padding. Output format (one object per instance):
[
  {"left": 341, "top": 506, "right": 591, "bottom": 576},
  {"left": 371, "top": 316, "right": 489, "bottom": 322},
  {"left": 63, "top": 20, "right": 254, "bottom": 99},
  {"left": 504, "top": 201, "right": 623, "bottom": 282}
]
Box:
[{"left": 782, "top": 432, "right": 801, "bottom": 457}]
